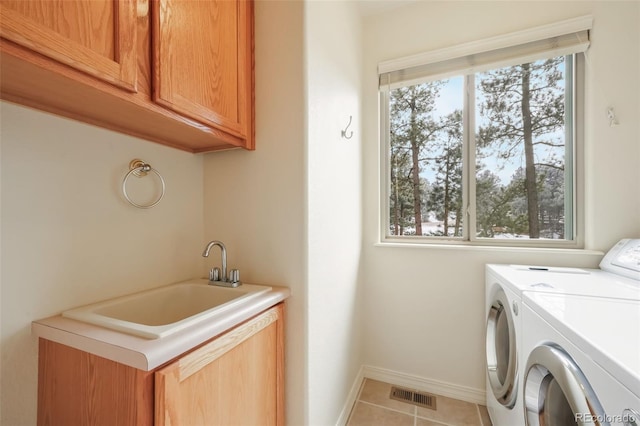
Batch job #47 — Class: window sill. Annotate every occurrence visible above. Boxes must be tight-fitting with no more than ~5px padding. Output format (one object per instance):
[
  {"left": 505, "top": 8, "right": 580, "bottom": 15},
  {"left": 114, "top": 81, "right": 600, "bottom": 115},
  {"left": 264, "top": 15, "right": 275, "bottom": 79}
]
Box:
[{"left": 374, "top": 241, "right": 604, "bottom": 256}]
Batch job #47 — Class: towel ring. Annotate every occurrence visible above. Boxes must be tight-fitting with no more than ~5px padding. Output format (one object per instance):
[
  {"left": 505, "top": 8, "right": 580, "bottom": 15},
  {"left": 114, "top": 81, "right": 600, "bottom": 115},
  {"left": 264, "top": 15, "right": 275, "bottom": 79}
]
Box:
[{"left": 122, "top": 159, "right": 165, "bottom": 209}]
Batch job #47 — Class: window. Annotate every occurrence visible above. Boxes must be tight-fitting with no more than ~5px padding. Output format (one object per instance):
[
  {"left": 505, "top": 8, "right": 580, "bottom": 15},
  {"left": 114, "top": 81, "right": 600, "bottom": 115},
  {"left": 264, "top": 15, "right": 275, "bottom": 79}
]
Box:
[{"left": 379, "top": 17, "right": 591, "bottom": 247}]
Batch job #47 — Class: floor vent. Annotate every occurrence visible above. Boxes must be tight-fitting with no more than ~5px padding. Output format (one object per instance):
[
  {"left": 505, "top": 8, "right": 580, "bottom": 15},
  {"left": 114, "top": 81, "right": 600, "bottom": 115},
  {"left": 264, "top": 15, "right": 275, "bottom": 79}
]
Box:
[{"left": 389, "top": 386, "right": 437, "bottom": 410}]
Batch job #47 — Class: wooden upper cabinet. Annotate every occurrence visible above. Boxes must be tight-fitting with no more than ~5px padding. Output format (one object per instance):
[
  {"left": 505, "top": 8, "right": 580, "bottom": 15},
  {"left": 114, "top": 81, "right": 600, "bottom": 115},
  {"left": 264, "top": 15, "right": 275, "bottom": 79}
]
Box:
[
  {"left": 0, "top": 0, "right": 138, "bottom": 92},
  {"left": 152, "top": 0, "right": 254, "bottom": 148},
  {"left": 0, "top": 0, "right": 255, "bottom": 152}
]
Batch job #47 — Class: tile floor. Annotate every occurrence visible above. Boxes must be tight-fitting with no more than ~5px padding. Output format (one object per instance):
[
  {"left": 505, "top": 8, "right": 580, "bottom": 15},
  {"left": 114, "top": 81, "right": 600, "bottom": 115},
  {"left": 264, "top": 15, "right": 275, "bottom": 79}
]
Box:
[{"left": 346, "top": 379, "right": 492, "bottom": 426}]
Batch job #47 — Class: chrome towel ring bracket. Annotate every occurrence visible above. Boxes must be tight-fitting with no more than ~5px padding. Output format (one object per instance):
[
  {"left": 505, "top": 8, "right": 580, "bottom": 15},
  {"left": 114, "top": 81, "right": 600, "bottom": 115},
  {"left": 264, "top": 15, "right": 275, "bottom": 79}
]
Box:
[{"left": 122, "top": 159, "right": 166, "bottom": 209}]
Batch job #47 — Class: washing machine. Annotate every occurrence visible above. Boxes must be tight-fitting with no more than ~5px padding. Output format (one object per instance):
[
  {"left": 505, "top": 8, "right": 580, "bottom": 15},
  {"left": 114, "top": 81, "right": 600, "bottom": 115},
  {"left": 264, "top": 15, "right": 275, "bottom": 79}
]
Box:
[
  {"left": 485, "top": 239, "right": 640, "bottom": 425},
  {"left": 486, "top": 268, "right": 526, "bottom": 425},
  {"left": 522, "top": 291, "right": 640, "bottom": 425}
]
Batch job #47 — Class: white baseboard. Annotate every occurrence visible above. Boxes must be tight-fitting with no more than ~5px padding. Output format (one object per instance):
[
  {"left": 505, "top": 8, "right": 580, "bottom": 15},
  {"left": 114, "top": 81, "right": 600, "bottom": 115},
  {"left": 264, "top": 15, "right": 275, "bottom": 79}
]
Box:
[
  {"left": 362, "top": 365, "right": 486, "bottom": 405},
  {"left": 335, "top": 365, "right": 365, "bottom": 426},
  {"left": 335, "top": 365, "right": 487, "bottom": 426}
]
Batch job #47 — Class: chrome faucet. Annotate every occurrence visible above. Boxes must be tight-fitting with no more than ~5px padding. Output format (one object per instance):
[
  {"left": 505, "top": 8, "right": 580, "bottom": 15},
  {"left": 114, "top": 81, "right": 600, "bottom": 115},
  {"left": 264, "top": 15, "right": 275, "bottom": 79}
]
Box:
[{"left": 202, "top": 240, "right": 241, "bottom": 287}]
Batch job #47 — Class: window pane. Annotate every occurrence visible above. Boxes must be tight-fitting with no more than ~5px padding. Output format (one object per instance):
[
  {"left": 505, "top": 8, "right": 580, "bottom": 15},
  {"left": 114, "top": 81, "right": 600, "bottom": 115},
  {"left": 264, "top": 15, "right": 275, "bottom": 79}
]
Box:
[
  {"left": 388, "top": 77, "right": 464, "bottom": 237},
  {"left": 475, "top": 55, "right": 571, "bottom": 240}
]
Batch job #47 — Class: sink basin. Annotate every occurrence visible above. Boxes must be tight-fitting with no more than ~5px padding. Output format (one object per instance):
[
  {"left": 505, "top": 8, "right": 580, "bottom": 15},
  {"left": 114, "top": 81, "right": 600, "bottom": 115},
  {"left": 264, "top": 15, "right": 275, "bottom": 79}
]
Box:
[{"left": 62, "top": 280, "right": 271, "bottom": 339}]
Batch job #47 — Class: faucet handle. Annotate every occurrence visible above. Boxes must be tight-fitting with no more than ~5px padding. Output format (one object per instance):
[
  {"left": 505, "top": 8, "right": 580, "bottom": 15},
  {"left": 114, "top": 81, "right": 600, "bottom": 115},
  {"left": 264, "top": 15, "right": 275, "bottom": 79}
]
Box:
[
  {"left": 209, "top": 267, "right": 221, "bottom": 281},
  {"left": 229, "top": 269, "right": 240, "bottom": 284}
]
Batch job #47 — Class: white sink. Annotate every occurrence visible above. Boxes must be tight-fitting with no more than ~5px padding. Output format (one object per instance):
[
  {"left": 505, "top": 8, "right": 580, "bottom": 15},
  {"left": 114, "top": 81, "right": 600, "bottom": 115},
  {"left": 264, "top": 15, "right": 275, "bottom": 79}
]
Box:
[{"left": 62, "top": 279, "right": 271, "bottom": 339}]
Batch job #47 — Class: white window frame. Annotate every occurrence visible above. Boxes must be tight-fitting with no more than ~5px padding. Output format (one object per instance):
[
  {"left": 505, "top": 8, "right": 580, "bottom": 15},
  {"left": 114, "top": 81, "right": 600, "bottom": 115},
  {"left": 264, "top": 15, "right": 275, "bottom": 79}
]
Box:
[{"left": 378, "top": 17, "right": 590, "bottom": 248}]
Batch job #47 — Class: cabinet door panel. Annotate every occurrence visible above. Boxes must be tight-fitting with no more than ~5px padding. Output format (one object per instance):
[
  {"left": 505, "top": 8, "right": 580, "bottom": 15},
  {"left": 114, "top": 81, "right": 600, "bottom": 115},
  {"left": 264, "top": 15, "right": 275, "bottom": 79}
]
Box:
[
  {"left": 0, "top": 0, "right": 137, "bottom": 91},
  {"left": 218, "top": 325, "right": 277, "bottom": 425},
  {"left": 155, "top": 306, "right": 280, "bottom": 426},
  {"left": 153, "top": 0, "right": 252, "bottom": 142},
  {"left": 37, "top": 340, "right": 154, "bottom": 426}
]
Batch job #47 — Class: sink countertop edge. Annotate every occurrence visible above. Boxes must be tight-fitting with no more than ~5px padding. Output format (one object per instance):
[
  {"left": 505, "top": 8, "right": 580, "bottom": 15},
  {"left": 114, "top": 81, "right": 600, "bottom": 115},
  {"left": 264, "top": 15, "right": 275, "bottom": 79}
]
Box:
[{"left": 31, "top": 285, "right": 291, "bottom": 371}]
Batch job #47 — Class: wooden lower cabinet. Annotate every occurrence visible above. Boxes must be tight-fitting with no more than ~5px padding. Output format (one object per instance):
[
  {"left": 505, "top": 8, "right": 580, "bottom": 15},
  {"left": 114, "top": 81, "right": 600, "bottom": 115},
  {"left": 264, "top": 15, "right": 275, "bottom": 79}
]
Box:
[{"left": 37, "top": 303, "right": 284, "bottom": 426}]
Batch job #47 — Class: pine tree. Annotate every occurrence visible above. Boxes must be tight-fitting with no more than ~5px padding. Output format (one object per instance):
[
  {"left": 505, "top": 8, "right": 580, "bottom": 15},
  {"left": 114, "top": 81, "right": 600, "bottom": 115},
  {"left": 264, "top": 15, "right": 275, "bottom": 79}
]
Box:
[
  {"left": 427, "top": 110, "right": 463, "bottom": 237},
  {"left": 389, "top": 82, "right": 444, "bottom": 235},
  {"left": 477, "top": 57, "right": 566, "bottom": 238}
]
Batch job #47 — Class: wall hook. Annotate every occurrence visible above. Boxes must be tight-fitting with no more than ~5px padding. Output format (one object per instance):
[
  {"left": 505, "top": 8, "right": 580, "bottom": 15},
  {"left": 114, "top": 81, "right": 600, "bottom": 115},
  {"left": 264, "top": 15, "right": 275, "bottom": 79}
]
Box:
[
  {"left": 341, "top": 116, "right": 354, "bottom": 139},
  {"left": 607, "top": 107, "right": 619, "bottom": 127}
]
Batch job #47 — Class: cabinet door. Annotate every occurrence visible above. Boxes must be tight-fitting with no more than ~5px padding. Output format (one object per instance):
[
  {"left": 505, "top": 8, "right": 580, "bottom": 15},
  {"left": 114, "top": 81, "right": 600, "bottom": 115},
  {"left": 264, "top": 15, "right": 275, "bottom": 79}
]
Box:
[
  {"left": 0, "top": 0, "right": 138, "bottom": 91},
  {"left": 152, "top": 0, "right": 253, "bottom": 147},
  {"left": 155, "top": 305, "right": 283, "bottom": 426},
  {"left": 37, "top": 339, "right": 154, "bottom": 426}
]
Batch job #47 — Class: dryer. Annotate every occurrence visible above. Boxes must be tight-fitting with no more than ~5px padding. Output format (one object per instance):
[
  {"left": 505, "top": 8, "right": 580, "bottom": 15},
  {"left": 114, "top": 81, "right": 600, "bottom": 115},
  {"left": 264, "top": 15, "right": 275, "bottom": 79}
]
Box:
[
  {"left": 485, "top": 239, "right": 640, "bottom": 426},
  {"left": 522, "top": 292, "right": 640, "bottom": 426}
]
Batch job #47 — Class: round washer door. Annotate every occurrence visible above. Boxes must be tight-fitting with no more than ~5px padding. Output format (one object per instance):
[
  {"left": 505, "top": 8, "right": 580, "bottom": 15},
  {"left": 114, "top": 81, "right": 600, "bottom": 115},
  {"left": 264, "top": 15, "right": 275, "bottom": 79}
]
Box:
[
  {"left": 524, "top": 343, "right": 609, "bottom": 426},
  {"left": 486, "top": 286, "right": 518, "bottom": 408}
]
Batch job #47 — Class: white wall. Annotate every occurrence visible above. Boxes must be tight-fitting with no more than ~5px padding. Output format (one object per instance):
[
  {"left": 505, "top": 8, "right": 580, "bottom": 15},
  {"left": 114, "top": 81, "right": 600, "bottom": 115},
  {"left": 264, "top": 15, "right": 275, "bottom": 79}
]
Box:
[
  {"left": 305, "top": 1, "right": 363, "bottom": 424},
  {"left": 202, "top": 1, "right": 307, "bottom": 424},
  {"left": 582, "top": 1, "right": 640, "bottom": 247},
  {"left": 361, "top": 1, "right": 640, "bottom": 397},
  {"left": 0, "top": 102, "right": 204, "bottom": 425},
  {"left": 202, "top": 1, "right": 365, "bottom": 424}
]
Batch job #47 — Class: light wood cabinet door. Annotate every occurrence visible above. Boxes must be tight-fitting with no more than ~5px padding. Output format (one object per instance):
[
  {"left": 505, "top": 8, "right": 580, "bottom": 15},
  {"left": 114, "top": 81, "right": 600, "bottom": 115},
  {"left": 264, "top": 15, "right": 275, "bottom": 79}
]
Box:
[
  {"left": 37, "top": 340, "right": 154, "bottom": 426},
  {"left": 155, "top": 304, "right": 283, "bottom": 426},
  {"left": 152, "top": 0, "right": 254, "bottom": 148},
  {"left": 0, "top": 0, "right": 138, "bottom": 91}
]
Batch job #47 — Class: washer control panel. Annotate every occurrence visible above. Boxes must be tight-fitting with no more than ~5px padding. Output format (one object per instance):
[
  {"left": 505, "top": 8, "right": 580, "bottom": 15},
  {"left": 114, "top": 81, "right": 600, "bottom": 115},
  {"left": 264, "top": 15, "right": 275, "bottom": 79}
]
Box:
[{"left": 600, "top": 238, "right": 640, "bottom": 281}]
